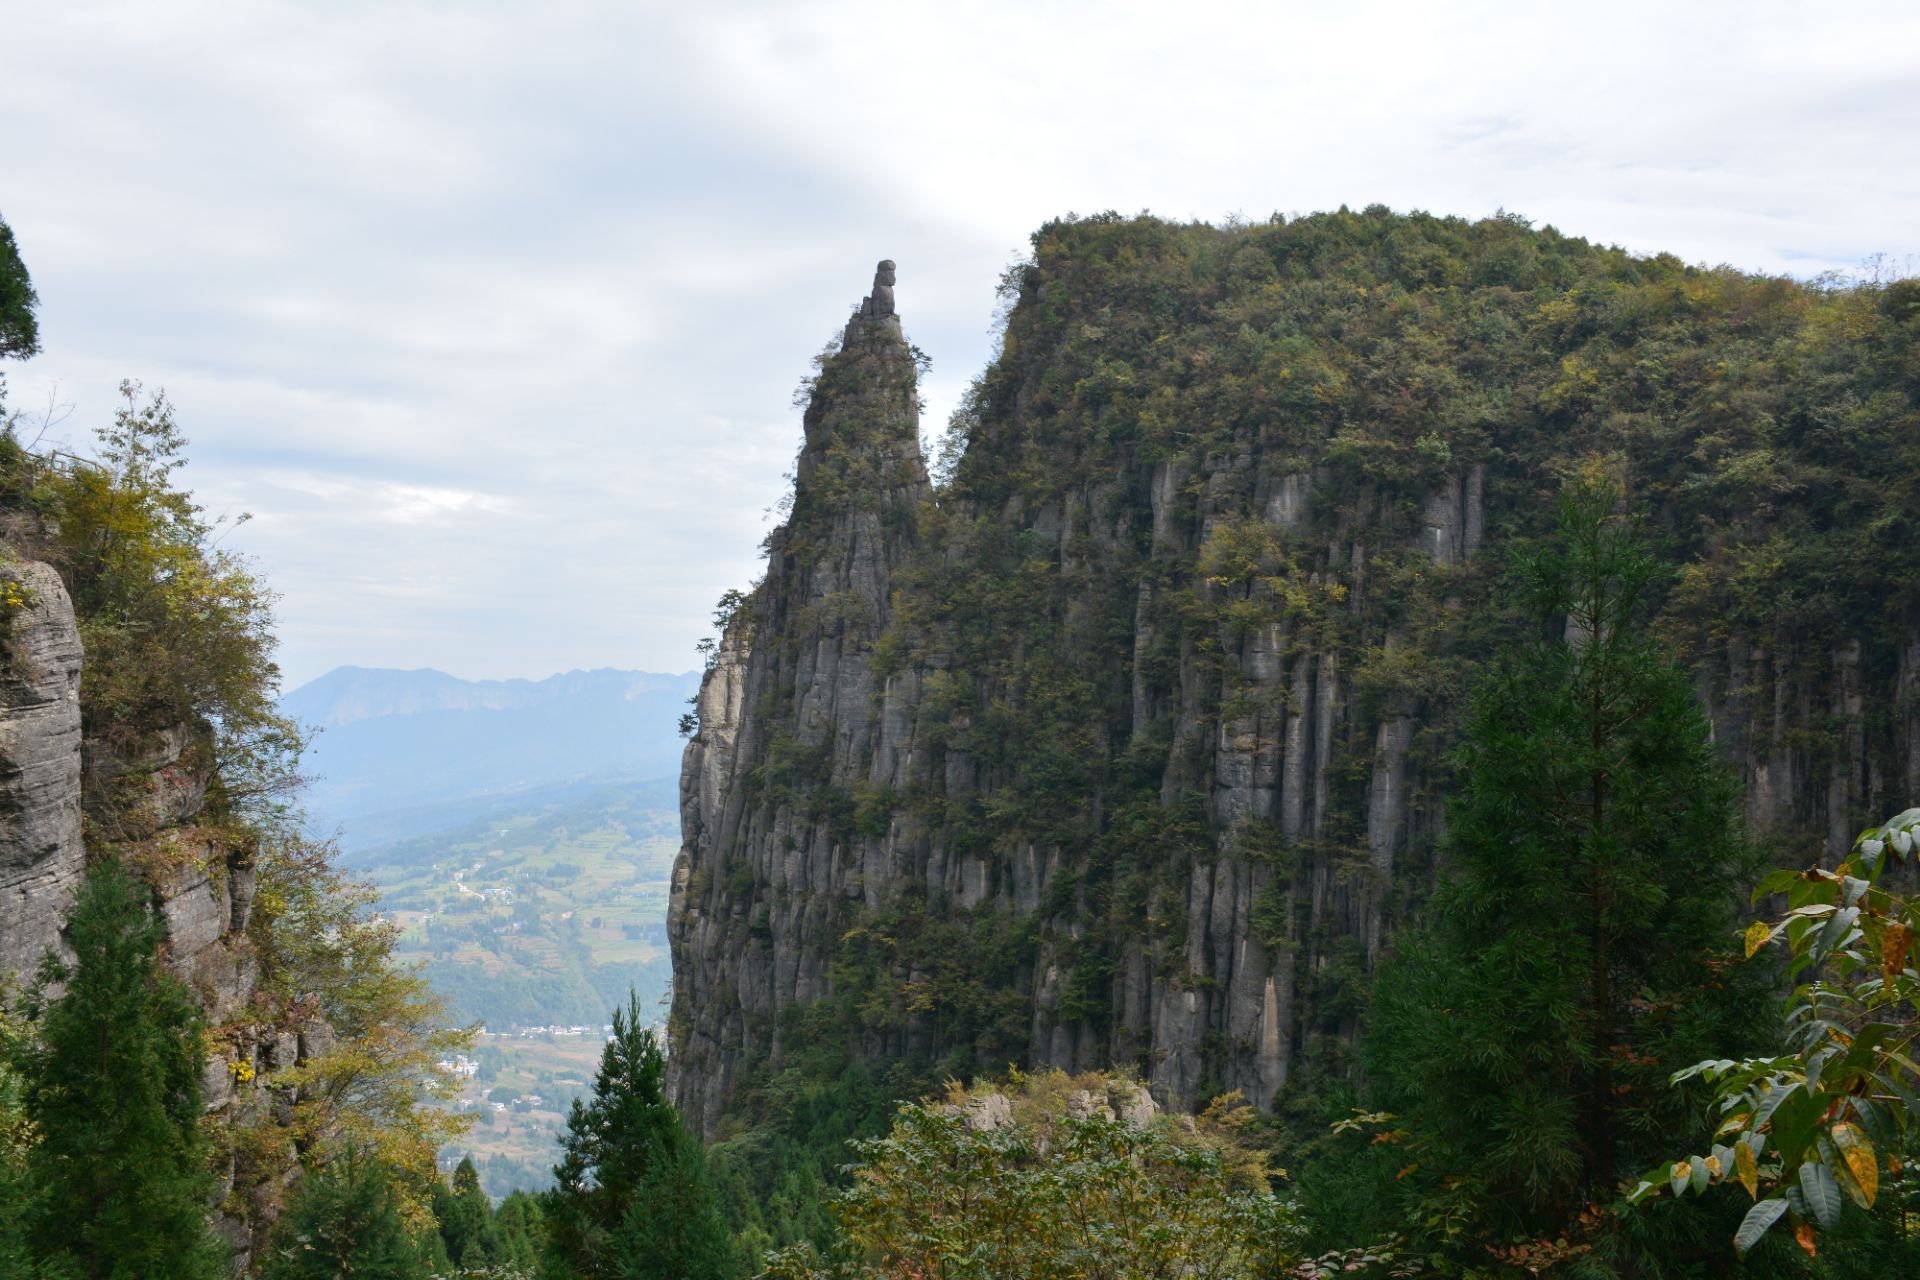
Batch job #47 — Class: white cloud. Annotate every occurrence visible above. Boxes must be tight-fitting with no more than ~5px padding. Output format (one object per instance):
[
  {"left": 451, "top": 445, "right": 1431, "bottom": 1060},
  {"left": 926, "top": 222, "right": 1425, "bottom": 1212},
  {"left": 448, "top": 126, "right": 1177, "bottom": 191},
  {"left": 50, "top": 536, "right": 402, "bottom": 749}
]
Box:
[{"left": 2, "top": 0, "right": 1915, "bottom": 687}]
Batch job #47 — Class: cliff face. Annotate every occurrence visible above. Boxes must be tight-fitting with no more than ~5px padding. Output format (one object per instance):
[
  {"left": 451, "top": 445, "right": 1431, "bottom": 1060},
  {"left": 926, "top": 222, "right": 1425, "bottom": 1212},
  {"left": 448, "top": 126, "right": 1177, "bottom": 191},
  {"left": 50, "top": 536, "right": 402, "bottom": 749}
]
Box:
[
  {"left": 669, "top": 214, "right": 1920, "bottom": 1138},
  {"left": 0, "top": 560, "right": 84, "bottom": 979},
  {"left": 1, "top": 559, "right": 303, "bottom": 1271}
]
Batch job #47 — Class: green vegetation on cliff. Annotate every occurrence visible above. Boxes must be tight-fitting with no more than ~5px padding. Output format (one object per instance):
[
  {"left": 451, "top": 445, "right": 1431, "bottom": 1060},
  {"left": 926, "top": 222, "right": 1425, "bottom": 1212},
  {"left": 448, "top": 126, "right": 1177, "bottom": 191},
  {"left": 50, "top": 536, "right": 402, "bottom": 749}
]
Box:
[{"left": 672, "top": 209, "right": 1920, "bottom": 1274}]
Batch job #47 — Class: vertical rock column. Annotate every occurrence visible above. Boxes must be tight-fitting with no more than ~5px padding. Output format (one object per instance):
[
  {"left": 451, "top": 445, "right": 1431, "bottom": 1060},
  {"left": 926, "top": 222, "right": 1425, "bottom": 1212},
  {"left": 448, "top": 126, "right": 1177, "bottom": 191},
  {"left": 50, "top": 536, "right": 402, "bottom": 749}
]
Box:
[{"left": 668, "top": 261, "right": 931, "bottom": 1136}]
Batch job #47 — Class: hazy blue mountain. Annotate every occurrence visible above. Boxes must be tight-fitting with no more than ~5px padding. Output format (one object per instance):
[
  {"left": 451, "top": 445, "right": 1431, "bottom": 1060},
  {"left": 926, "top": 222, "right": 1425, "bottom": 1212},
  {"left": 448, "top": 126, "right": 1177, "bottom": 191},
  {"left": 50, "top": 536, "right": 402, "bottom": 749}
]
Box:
[{"left": 283, "top": 665, "right": 697, "bottom": 848}]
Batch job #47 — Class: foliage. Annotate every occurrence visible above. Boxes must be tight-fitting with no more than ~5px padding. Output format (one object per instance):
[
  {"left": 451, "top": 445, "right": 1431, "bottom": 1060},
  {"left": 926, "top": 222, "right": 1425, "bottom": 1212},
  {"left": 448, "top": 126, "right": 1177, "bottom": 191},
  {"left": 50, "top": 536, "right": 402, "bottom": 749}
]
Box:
[
  {"left": 261, "top": 1145, "right": 433, "bottom": 1280},
  {"left": 426, "top": 1157, "right": 544, "bottom": 1275},
  {"left": 1357, "top": 471, "right": 1769, "bottom": 1268},
  {"left": 13, "top": 858, "right": 226, "bottom": 1278},
  {"left": 758, "top": 1070, "right": 1303, "bottom": 1280},
  {"left": 707, "top": 1059, "right": 912, "bottom": 1265},
  {"left": 249, "top": 829, "right": 474, "bottom": 1222},
  {"left": 0, "top": 995, "right": 42, "bottom": 1278},
  {"left": 0, "top": 359, "right": 296, "bottom": 828},
  {"left": 1639, "top": 806, "right": 1920, "bottom": 1264},
  {"left": 542, "top": 993, "right": 732, "bottom": 1280}
]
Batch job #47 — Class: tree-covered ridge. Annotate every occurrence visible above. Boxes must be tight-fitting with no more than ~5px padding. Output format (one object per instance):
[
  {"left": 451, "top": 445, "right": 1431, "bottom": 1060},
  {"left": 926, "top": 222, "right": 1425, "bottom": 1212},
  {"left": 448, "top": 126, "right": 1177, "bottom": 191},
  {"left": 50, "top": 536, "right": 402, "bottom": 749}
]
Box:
[{"left": 670, "top": 208, "right": 1920, "bottom": 1261}]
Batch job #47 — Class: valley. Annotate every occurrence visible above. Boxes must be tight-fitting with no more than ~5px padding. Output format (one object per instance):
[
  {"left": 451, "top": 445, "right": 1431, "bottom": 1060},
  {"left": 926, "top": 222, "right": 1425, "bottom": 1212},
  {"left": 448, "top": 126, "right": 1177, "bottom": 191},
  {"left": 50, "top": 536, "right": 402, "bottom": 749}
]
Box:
[{"left": 347, "top": 782, "right": 682, "bottom": 1195}]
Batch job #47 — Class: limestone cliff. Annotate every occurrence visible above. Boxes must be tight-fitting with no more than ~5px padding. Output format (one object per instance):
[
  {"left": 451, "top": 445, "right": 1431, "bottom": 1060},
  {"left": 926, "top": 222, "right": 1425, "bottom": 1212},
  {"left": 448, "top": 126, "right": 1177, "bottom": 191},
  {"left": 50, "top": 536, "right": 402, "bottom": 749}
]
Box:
[
  {"left": 668, "top": 214, "right": 1920, "bottom": 1139},
  {"left": 0, "top": 557, "right": 308, "bottom": 1271},
  {"left": 0, "top": 560, "right": 83, "bottom": 979}
]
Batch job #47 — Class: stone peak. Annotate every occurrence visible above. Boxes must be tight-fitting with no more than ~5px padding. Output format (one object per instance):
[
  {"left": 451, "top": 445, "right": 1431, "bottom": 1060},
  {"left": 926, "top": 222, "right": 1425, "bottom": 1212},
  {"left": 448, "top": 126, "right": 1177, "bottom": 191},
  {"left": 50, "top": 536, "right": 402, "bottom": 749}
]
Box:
[{"left": 843, "top": 258, "right": 902, "bottom": 347}]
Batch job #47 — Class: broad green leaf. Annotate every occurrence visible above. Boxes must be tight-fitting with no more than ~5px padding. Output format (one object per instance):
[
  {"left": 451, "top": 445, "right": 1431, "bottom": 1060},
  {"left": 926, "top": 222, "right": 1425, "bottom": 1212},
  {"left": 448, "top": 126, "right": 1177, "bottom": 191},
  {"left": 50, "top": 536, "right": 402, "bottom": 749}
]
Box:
[
  {"left": 1733, "top": 1198, "right": 1789, "bottom": 1255},
  {"left": 1752, "top": 1079, "right": 1798, "bottom": 1130},
  {"left": 1799, "top": 1160, "right": 1842, "bottom": 1229},
  {"left": 1830, "top": 1124, "right": 1877, "bottom": 1208},
  {"left": 1692, "top": 1154, "right": 1714, "bottom": 1191},
  {"left": 1816, "top": 907, "right": 1860, "bottom": 958},
  {"left": 1861, "top": 839, "right": 1887, "bottom": 875}
]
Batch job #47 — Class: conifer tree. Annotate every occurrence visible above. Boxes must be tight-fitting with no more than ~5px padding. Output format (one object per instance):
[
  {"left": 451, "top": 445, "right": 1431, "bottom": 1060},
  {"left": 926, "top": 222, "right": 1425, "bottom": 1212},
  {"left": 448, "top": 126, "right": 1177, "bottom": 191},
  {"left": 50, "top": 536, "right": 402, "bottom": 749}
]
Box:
[
  {"left": 542, "top": 993, "right": 732, "bottom": 1280},
  {"left": 0, "top": 211, "right": 38, "bottom": 359},
  {"left": 260, "top": 1146, "right": 428, "bottom": 1280},
  {"left": 497, "top": 1191, "right": 545, "bottom": 1272},
  {"left": 19, "top": 858, "right": 225, "bottom": 1278},
  {"left": 1364, "top": 471, "right": 1765, "bottom": 1254},
  {"left": 437, "top": 1154, "right": 504, "bottom": 1267}
]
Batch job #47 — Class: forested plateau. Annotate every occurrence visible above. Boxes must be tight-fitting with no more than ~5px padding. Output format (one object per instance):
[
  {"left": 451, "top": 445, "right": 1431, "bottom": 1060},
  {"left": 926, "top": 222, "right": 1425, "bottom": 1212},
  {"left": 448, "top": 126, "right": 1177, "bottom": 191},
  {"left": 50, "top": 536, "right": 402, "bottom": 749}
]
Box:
[{"left": 668, "top": 210, "right": 1920, "bottom": 1252}]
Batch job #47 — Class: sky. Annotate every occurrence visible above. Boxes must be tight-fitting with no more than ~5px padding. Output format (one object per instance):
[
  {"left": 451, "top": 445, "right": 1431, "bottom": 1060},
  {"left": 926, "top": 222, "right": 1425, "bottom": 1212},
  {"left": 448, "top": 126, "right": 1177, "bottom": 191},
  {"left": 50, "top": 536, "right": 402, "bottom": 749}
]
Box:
[{"left": 2, "top": 0, "right": 1916, "bottom": 690}]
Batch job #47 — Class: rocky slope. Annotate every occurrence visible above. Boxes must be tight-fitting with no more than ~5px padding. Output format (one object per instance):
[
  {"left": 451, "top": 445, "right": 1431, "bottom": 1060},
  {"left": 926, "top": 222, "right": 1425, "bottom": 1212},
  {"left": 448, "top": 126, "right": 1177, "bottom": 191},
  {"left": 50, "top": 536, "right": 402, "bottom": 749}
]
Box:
[{"left": 673, "top": 213, "right": 1920, "bottom": 1140}]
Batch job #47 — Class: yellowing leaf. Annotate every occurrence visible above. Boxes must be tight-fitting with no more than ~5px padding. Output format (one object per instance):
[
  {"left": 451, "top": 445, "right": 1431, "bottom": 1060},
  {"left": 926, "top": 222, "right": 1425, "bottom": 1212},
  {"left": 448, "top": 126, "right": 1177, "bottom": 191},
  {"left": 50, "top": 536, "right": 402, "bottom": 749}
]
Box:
[
  {"left": 1745, "top": 919, "right": 1773, "bottom": 958},
  {"left": 1883, "top": 923, "right": 1913, "bottom": 982},
  {"left": 1736, "top": 1141, "right": 1758, "bottom": 1199},
  {"left": 1831, "top": 1123, "right": 1878, "bottom": 1208}
]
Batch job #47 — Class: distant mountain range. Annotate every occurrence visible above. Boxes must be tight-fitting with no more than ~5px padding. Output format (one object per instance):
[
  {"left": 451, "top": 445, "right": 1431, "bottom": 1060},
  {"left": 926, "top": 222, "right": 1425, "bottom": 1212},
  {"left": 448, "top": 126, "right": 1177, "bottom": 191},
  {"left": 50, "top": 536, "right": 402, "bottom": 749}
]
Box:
[{"left": 282, "top": 665, "right": 699, "bottom": 848}]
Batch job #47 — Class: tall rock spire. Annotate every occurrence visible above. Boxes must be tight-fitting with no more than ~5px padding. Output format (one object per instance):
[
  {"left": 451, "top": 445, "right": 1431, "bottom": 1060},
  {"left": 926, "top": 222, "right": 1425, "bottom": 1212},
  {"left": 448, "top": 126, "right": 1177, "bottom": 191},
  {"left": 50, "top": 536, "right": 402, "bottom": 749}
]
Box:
[
  {"left": 843, "top": 258, "right": 901, "bottom": 348},
  {"left": 668, "top": 260, "right": 931, "bottom": 1136}
]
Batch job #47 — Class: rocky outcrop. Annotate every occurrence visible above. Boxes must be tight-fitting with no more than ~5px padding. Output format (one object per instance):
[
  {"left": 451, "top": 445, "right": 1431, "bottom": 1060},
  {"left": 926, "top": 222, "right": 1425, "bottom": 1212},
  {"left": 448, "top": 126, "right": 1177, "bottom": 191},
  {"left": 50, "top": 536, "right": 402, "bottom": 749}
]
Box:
[
  {"left": 0, "top": 560, "right": 84, "bottom": 982},
  {"left": 668, "top": 233, "right": 1920, "bottom": 1140},
  {"left": 1, "top": 557, "right": 287, "bottom": 1270}
]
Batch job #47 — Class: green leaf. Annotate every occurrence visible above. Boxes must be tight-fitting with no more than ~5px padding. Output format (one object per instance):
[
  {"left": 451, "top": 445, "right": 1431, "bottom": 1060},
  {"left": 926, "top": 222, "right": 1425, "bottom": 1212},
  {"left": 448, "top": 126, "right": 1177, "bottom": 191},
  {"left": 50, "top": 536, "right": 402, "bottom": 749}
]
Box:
[
  {"left": 1799, "top": 1160, "right": 1843, "bottom": 1230},
  {"left": 1816, "top": 907, "right": 1860, "bottom": 958},
  {"left": 1690, "top": 1154, "right": 1713, "bottom": 1193},
  {"left": 1734, "top": 1198, "right": 1789, "bottom": 1256},
  {"left": 1752, "top": 1079, "right": 1799, "bottom": 1132}
]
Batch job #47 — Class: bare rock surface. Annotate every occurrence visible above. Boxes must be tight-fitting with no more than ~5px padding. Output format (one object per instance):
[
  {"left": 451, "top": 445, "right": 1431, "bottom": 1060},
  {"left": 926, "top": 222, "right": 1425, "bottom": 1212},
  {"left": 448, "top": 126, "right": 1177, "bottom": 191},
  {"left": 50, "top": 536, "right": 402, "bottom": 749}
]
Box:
[{"left": 0, "top": 560, "right": 83, "bottom": 981}]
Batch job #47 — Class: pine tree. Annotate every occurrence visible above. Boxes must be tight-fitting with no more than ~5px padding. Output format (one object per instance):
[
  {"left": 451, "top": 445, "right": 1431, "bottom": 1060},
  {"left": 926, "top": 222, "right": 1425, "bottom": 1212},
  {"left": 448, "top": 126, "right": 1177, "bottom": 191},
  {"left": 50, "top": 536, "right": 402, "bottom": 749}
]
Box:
[
  {"left": 260, "top": 1146, "right": 429, "bottom": 1280},
  {"left": 0, "top": 211, "right": 38, "bottom": 359},
  {"left": 438, "top": 1154, "right": 503, "bottom": 1267},
  {"left": 542, "top": 993, "right": 732, "bottom": 1280},
  {"left": 19, "top": 857, "right": 226, "bottom": 1277},
  {"left": 497, "top": 1191, "right": 545, "bottom": 1272},
  {"left": 1364, "top": 471, "right": 1766, "bottom": 1255}
]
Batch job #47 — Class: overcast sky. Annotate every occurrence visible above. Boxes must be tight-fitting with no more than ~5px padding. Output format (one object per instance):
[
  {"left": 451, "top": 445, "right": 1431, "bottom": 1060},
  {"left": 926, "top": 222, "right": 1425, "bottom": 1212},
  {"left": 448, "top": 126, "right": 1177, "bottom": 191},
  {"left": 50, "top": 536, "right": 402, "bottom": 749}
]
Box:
[{"left": 3, "top": 1, "right": 1916, "bottom": 690}]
